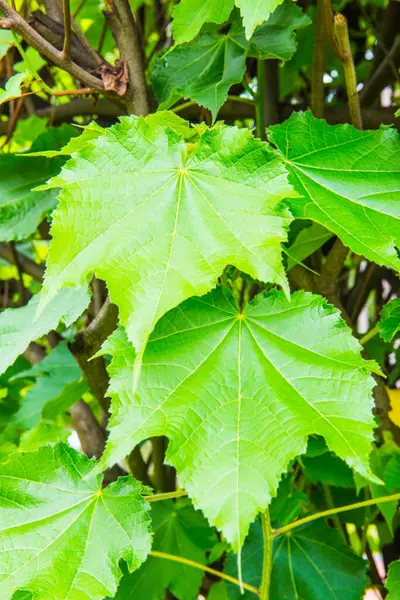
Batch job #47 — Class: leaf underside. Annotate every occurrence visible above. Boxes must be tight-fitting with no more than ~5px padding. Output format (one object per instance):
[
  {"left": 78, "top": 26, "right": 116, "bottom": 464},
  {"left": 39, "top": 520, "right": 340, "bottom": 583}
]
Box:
[
  {"left": 40, "top": 117, "right": 294, "bottom": 356},
  {"left": 101, "top": 287, "right": 378, "bottom": 550}
]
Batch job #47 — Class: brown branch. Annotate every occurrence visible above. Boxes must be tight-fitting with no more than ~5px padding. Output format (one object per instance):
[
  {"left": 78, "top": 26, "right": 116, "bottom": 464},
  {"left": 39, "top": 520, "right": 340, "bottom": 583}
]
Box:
[
  {"left": 68, "top": 297, "right": 119, "bottom": 413},
  {"left": 105, "top": 0, "right": 149, "bottom": 114},
  {"left": 323, "top": 0, "right": 342, "bottom": 59},
  {"left": 311, "top": 0, "right": 326, "bottom": 118},
  {"left": 263, "top": 59, "right": 279, "bottom": 126},
  {"left": 61, "top": 0, "right": 71, "bottom": 57},
  {"left": 69, "top": 399, "right": 106, "bottom": 459},
  {"left": 0, "top": 243, "right": 44, "bottom": 282},
  {"left": 360, "top": 35, "right": 400, "bottom": 106},
  {"left": 0, "top": 1, "right": 105, "bottom": 91}
]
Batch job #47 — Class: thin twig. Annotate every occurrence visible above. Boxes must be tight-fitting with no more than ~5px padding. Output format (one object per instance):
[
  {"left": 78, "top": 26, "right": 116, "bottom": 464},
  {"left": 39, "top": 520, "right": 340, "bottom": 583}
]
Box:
[
  {"left": 62, "top": 0, "right": 71, "bottom": 57},
  {"left": 259, "top": 509, "right": 273, "bottom": 600},
  {"left": 145, "top": 490, "right": 187, "bottom": 503},
  {"left": 324, "top": 0, "right": 342, "bottom": 59},
  {"left": 0, "top": 1, "right": 104, "bottom": 91}
]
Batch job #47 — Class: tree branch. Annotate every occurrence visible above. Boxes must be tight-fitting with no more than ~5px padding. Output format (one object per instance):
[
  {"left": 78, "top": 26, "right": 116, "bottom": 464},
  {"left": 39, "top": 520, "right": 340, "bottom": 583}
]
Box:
[
  {"left": 61, "top": 0, "right": 71, "bottom": 57},
  {"left": 360, "top": 35, "right": 400, "bottom": 106},
  {"left": 0, "top": 243, "right": 44, "bottom": 282},
  {"left": 311, "top": 0, "right": 326, "bottom": 118},
  {"left": 0, "top": 0, "right": 105, "bottom": 91},
  {"left": 105, "top": 0, "right": 149, "bottom": 114},
  {"left": 68, "top": 297, "right": 119, "bottom": 413}
]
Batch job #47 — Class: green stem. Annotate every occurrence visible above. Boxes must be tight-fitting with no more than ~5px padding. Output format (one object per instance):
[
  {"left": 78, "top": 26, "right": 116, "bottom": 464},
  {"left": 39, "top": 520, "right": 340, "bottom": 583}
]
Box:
[
  {"left": 259, "top": 509, "right": 273, "bottom": 600},
  {"left": 255, "top": 59, "right": 266, "bottom": 139},
  {"left": 274, "top": 491, "right": 400, "bottom": 536},
  {"left": 150, "top": 551, "right": 259, "bottom": 595},
  {"left": 322, "top": 484, "right": 347, "bottom": 543},
  {"left": 359, "top": 324, "right": 379, "bottom": 345},
  {"left": 145, "top": 489, "right": 187, "bottom": 503}
]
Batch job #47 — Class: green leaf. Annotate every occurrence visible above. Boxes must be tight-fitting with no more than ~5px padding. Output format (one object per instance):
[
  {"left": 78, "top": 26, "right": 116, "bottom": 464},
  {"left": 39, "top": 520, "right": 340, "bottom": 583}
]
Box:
[
  {"left": 244, "top": 1, "right": 311, "bottom": 60},
  {"left": 302, "top": 450, "right": 355, "bottom": 488},
  {"left": 11, "top": 116, "right": 48, "bottom": 150},
  {"left": 369, "top": 444, "right": 398, "bottom": 533},
  {"left": 0, "top": 30, "right": 15, "bottom": 60},
  {"left": 101, "top": 287, "right": 378, "bottom": 550},
  {"left": 235, "top": 0, "right": 285, "bottom": 38},
  {"left": 287, "top": 222, "right": 333, "bottom": 270},
  {"left": 0, "top": 286, "right": 90, "bottom": 375},
  {"left": 0, "top": 443, "right": 152, "bottom": 600},
  {"left": 269, "top": 474, "right": 308, "bottom": 526},
  {"left": 8, "top": 342, "right": 88, "bottom": 433},
  {"left": 0, "top": 72, "right": 29, "bottom": 106},
  {"left": 27, "top": 122, "right": 105, "bottom": 158},
  {"left": 387, "top": 560, "right": 400, "bottom": 600},
  {"left": 269, "top": 111, "right": 400, "bottom": 271},
  {"left": 172, "top": 0, "right": 234, "bottom": 45},
  {"left": 151, "top": 23, "right": 248, "bottom": 120},
  {"left": 379, "top": 299, "right": 400, "bottom": 342},
  {"left": 225, "top": 519, "right": 367, "bottom": 599},
  {"left": 153, "top": 2, "right": 310, "bottom": 118},
  {"left": 114, "top": 498, "right": 216, "bottom": 600},
  {"left": 384, "top": 452, "right": 400, "bottom": 491},
  {"left": 0, "top": 124, "right": 79, "bottom": 241},
  {"left": 18, "top": 421, "right": 70, "bottom": 451},
  {"left": 40, "top": 118, "right": 294, "bottom": 357}
]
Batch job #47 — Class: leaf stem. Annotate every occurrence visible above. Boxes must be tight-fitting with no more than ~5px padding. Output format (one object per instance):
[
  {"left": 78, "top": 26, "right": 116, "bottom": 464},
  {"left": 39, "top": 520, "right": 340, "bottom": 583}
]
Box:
[
  {"left": 259, "top": 509, "right": 273, "bottom": 600},
  {"left": 145, "top": 490, "right": 187, "bottom": 503},
  {"left": 359, "top": 325, "right": 379, "bottom": 345},
  {"left": 274, "top": 492, "right": 400, "bottom": 536},
  {"left": 150, "top": 551, "right": 259, "bottom": 595},
  {"left": 255, "top": 59, "right": 266, "bottom": 139},
  {"left": 334, "top": 13, "right": 363, "bottom": 129}
]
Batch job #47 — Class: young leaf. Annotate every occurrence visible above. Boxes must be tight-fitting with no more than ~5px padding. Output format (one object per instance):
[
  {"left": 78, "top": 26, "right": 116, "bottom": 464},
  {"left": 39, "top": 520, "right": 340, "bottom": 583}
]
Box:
[
  {"left": 40, "top": 118, "right": 294, "bottom": 357},
  {"left": 269, "top": 111, "right": 400, "bottom": 271},
  {"left": 386, "top": 560, "right": 400, "bottom": 600},
  {"left": 0, "top": 443, "right": 152, "bottom": 600},
  {"left": 225, "top": 519, "right": 367, "bottom": 600},
  {"left": 0, "top": 71, "right": 29, "bottom": 106},
  {"left": 0, "top": 124, "right": 79, "bottom": 241},
  {"left": 172, "top": 0, "right": 234, "bottom": 45},
  {"left": 8, "top": 342, "right": 88, "bottom": 433},
  {"left": 101, "top": 287, "right": 378, "bottom": 550},
  {"left": 379, "top": 298, "right": 400, "bottom": 342},
  {"left": 0, "top": 286, "right": 90, "bottom": 375},
  {"left": 114, "top": 498, "right": 216, "bottom": 600}
]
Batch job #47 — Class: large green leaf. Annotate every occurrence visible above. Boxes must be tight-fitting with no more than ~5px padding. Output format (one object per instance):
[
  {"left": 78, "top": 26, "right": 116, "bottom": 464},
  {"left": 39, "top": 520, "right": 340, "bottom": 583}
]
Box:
[
  {"left": 269, "top": 111, "right": 400, "bottom": 271},
  {"left": 114, "top": 498, "right": 216, "bottom": 600},
  {"left": 40, "top": 118, "right": 294, "bottom": 357},
  {"left": 0, "top": 443, "right": 151, "bottom": 600},
  {"left": 101, "top": 287, "right": 378, "bottom": 550},
  {"left": 0, "top": 124, "right": 79, "bottom": 241},
  {"left": 0, "top": 286, "right": 90, "bottom": 375},
  {"left": 153, "top": 2, "right": 310, "bottom": 118},
  {"left": 287, "top": 222, "right": 333, "bottom": 270},
  {"left": 379, "top": 298, "right": 400, "bottom": 342},
  {"left": 8, "top": 342, "right": 88, "bottom": 433},
  {"left": 225, "top": 520, "right": 367, "bottom": 600},
  {"left": 387, "top": 560, "right": 400, "bottom": 600}
]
